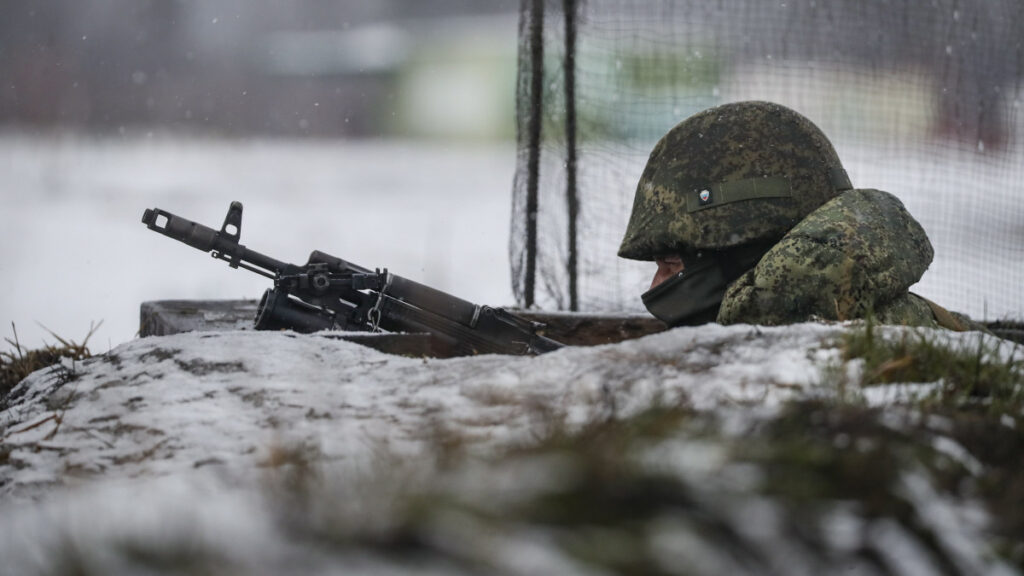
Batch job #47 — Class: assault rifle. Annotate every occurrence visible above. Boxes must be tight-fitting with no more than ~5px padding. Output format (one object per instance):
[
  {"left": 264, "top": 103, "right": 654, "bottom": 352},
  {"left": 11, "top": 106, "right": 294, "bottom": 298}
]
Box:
[{"left": 142, "top": 202, "right": 563, "bottom": 356}]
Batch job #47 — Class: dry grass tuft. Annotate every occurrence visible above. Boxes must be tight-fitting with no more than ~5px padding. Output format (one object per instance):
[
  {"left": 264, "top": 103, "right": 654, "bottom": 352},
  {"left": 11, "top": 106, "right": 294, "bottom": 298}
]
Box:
[{"left": 1, "top": 322, "right": 99, "bottom": 406}]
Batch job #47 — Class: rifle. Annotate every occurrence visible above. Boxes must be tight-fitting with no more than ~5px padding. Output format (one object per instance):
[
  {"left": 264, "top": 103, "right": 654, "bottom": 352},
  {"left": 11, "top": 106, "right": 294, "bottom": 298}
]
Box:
[{"left": 141, "top": 202, "right": 563, "bottom": 356}]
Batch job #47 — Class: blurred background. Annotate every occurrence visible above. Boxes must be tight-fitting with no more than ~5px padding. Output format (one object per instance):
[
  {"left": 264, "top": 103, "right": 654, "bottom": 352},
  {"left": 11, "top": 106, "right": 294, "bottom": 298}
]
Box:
[
  {"left": 2, "top": 0, "right": 1022, "bottom": 353},
  {"left": 0, "top": 0, "right": 519, "bottom": 139},
  {"left": 1, "top": 0, "right": 520, "bottom": 352}
]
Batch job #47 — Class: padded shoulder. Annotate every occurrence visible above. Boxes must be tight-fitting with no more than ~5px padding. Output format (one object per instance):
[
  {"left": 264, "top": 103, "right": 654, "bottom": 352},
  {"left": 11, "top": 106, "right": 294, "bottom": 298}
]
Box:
[{"left": 717, "top": 189, "right": 934, "bottom": 325}]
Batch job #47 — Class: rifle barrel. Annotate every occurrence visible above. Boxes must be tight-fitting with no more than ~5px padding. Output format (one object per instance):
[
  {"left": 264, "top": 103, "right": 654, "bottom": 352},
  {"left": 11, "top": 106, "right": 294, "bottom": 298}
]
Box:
[{"left": 142, "top": 207, "right": 293, "bottom": 276}]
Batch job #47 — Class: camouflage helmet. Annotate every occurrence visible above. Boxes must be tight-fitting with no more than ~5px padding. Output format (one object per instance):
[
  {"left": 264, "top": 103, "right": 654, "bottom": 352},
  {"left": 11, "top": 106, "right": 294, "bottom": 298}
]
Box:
[{"left": 618, "top": 101, "right": 852, "bottom": 260}]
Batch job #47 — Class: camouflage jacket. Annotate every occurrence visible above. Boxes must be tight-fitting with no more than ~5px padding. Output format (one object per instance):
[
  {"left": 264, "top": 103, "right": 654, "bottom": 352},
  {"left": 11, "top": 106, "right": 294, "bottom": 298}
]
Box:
[{"left": 717, "top": 188, "right": 972, "bottom": 330}]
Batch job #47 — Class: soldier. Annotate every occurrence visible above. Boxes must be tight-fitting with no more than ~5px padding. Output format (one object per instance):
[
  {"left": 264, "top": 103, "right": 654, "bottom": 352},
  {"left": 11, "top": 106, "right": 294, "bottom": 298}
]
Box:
[{"left": 618, "top": 100, "right": 973, "bottom": 330}]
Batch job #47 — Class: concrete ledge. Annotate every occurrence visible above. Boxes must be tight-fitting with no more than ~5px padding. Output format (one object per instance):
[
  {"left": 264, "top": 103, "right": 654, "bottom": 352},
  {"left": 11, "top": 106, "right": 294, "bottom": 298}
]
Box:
[{"left": 140, "top": 300, "right": 258, "bottom": 337}]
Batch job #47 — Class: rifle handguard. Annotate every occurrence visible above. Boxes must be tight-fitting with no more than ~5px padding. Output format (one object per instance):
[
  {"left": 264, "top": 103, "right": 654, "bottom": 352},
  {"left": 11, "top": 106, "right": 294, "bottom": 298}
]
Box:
[{"left": 256, "top": 289, "right": 335, "bottom": 333}]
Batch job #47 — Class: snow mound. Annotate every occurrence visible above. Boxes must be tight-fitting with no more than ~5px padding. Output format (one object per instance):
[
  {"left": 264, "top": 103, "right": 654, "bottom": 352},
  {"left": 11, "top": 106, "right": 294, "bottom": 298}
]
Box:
[
  {"left": 1, "top": 324, "right": 1019, "bottom": 576},
  {"left": 0, "top": 324, "right": 836, "bottom": 501}
]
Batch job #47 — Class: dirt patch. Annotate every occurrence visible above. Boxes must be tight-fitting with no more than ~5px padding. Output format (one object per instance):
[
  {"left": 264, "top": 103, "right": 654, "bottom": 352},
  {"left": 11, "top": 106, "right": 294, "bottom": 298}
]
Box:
[
  {"left": 173, "top": 358, "right": 246, "bottom": 376},
  {"left": 139, "top": 348, "right": 182, "bottom": 363}
]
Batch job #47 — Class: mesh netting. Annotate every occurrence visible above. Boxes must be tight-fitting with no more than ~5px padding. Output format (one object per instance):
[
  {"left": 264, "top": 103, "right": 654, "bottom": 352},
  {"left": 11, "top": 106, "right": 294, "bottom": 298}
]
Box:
[{"left": 511, "top": 0, "right": 1024, "bottom": 321}]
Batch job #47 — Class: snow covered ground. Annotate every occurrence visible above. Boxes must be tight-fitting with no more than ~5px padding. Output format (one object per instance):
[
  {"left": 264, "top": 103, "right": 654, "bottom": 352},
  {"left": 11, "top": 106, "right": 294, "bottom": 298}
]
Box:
[
  {"left": 1, "top": 323, "right": 1020, "bottom": 575},
  {"left": 1, "top": 131, "right": 1021, "bottom": 574},
  {"left": 0, "top": 324, "right": 833, "bottom": 501}
]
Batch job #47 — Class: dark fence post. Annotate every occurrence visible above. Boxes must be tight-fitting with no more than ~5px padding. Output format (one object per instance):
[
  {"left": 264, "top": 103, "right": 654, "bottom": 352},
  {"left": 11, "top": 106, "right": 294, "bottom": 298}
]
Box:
[
  {"left": 563, "top": 0, "right": 579, "bottom": 311},
  {"left": 522, "top": 0, "right": 545, "bottom": 309}
]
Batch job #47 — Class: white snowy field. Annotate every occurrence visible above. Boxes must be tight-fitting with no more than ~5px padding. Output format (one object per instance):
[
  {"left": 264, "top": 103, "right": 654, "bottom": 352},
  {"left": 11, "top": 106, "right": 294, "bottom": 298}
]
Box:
[
  {"left": 0, "top": 133, "right": 518, "bottom": 353},
  {"left": 1, "top": 323, "right": 1020, "bottom": 575}
]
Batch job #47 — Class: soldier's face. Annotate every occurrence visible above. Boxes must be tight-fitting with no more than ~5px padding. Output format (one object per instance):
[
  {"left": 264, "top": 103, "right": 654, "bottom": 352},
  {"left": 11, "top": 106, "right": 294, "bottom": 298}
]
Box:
[{"left": 651, "top": 255, "right": 684, "bottom": 290}]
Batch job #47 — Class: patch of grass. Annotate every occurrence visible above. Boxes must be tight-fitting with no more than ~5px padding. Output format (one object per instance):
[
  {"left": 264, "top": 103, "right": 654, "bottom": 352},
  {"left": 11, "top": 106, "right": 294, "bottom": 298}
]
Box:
[
  {"left": 741, "top": 399, "right": 1004, "bottom": 574},
  {"left": 1, "top": 323, "right": 98, "bottom": 407},
  {"left": 835, "top": 319, "right": 1024, "bottom": 562},
  {"left": 841, "top": 318, "right": 1024, "bottom": 413},
  {"left": 501, "top": 405, "right": 706, "bottom": 550},
  {"left": 37, "top": 528, "right": 234, "bottom": 576},
  {"left": 944, "top": 412, "right": 1024, "bottom": 559},
  {"left": 747, "top": 402, "right": 903, "bottom": 505}
]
